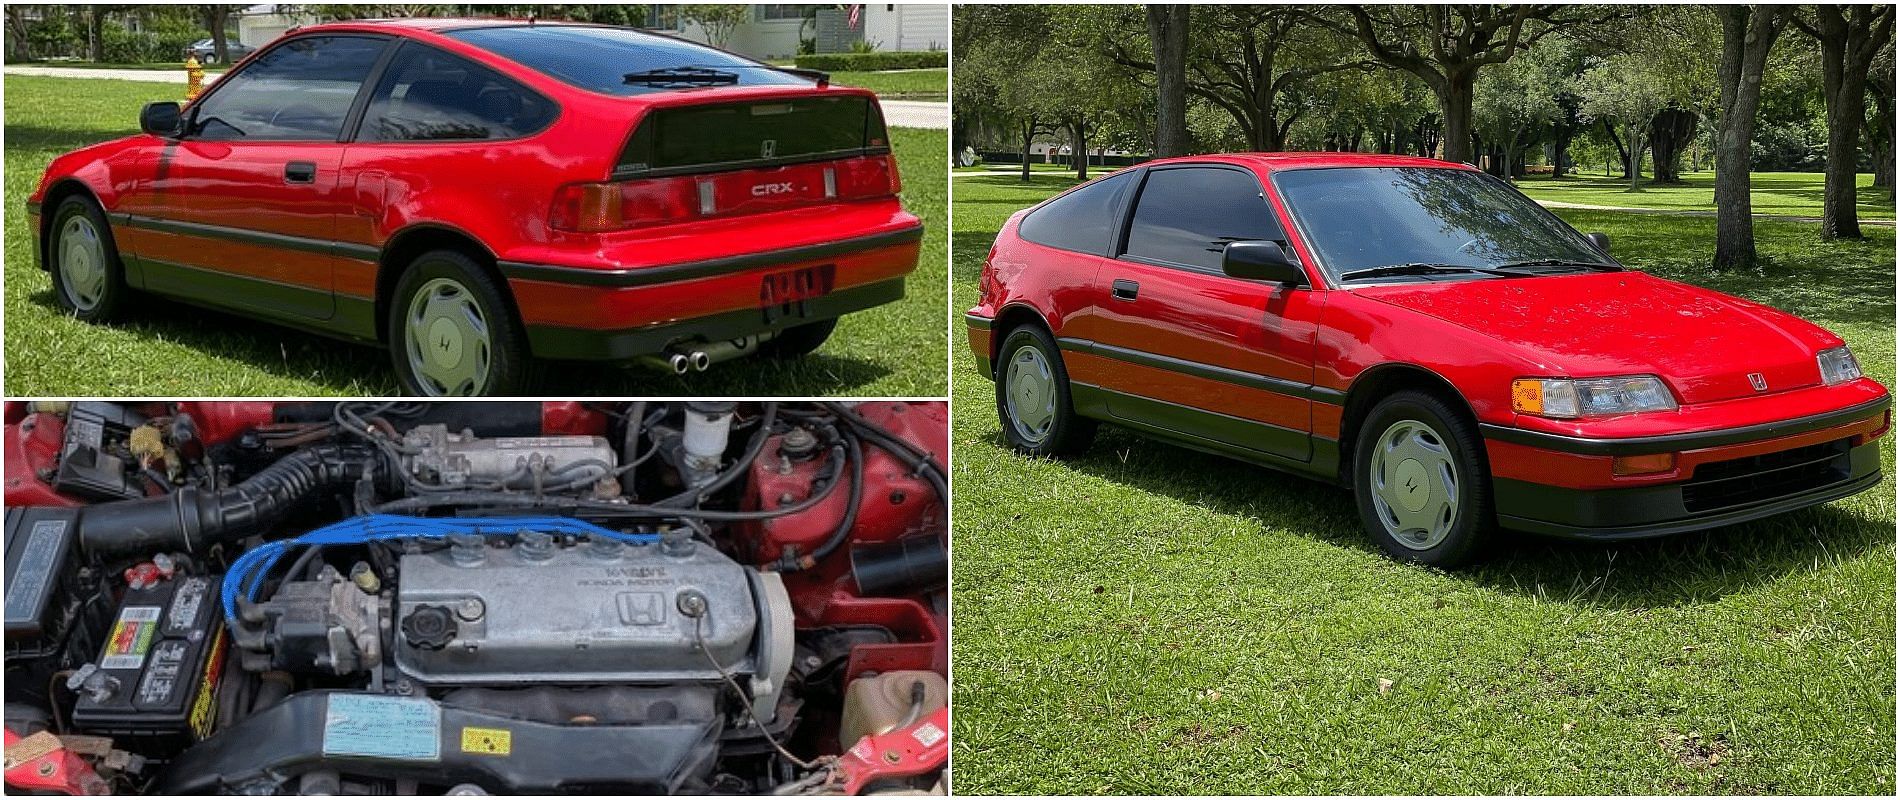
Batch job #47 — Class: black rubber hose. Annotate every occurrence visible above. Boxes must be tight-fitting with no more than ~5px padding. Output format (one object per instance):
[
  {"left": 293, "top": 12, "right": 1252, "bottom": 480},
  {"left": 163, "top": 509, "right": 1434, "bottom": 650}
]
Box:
[
  {"left": 76, "top": 444, "right": 387, "bottom": 557},
  {"left": 782, "top": 432, "right": 864, "bottom": 571}
]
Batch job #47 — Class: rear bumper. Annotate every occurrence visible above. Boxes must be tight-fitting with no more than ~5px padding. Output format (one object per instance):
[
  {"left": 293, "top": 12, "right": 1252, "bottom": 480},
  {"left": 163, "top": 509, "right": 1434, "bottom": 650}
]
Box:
[
  {"left": 1486, "top": 396, "right": 1890, "bottom": 539},
  {"left": 505, "top": 225, "right": 922, "bottom": 361},
  {"left": 965, "top": 312, "right": 993, "bottom": 377}
]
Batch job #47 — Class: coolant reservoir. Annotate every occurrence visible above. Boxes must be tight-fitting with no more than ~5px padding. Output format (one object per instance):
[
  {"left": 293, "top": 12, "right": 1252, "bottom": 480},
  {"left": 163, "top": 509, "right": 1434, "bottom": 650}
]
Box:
[{"left": 839, "top": 670, "right": 948, "bottom": 747}]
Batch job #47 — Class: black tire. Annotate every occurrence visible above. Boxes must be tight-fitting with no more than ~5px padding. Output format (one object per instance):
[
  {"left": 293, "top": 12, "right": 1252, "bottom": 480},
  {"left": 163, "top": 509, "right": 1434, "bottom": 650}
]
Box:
[
  {"left": 47, "top": 195, "right": 129, "bottom": 322},
  {"left": 387, "top": 250, "right": 532, "bottom": 396},
  {"left": 760, "top": 318, "right": 838, "bottom": 358},
  {"left": 994, "top": 324, "right": 1095, "bottom": 456},
  {"left": 1350, "top": 390, "right": 1494, "bottom": 567}
]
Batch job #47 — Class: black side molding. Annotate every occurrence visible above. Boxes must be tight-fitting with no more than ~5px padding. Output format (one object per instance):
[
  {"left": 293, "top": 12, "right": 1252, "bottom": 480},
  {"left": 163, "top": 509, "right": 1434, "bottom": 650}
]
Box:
[
  {"left": 1479, "top": 395, "right": 1891, "bottom": 456},
  {"left": 1055, "top": 337, "right": 1346, "bottom": 405}
]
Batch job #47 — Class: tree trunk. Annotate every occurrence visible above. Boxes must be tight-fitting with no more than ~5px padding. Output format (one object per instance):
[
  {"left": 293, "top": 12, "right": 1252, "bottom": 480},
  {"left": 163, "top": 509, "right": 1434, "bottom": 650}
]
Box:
[
  {"left": 1019, "top": 118, "right": 1036, "bottom": 183},
  {"left": 1869, "top": 77, "right": 1895, "bottom": 198},
  {"left": 1627, "top": 123, "right": 1644, "bottom": 192},
  {"left": 1069, "top": 119, "right": 1089, "bottom": 181},
  {"left": 206, "top": 7, "right": 230, "bottom": 63},
  {"left": 1601, "top": 120, "right": 1630, "bottom": 177},
  {"left": 1713, "top": 6, "right": 1785, "bottom": 269},
  {"left": 1145, "top": 4, "right": 1190, "bottom": 158},
  {"left": 1437, "top": 74, "right": 1476, "bottom": 163},
  {"left": 1801, "top": 6, "right": 1890, "bottom": 240},
  {"left": 1648, "top": 108, "right": 1698, "bottom": 183},
  {"left": 87, "top": 7, "right": 106, "bottom": 62}
]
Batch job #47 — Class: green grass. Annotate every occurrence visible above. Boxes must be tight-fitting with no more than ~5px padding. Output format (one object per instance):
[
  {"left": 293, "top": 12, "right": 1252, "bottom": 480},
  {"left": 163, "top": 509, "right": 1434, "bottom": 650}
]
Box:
[
  {"left": 949, "top": 173, "right": 1896, "bottom": 794},
  {"left": 3, "top": 74, "right": 947, "bottom": 396},
  {"left": 1516, "top": 170, "right": 1896, "bottom": 221},
  {"left": 7, "top": 60, "right": 231, "bottom": 72},
  {"left": 829, "top": 68, "right": 945, "bottom": 101}
]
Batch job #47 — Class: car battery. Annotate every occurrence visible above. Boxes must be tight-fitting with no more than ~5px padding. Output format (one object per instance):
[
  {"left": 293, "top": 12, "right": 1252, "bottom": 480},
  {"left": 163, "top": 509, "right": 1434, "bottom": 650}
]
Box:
[
  {"left": 4, "top": 506, "right": 83, "bottom": 645},
  {"left": 71, "top": 573, "right": 228, "bottom": 751}
]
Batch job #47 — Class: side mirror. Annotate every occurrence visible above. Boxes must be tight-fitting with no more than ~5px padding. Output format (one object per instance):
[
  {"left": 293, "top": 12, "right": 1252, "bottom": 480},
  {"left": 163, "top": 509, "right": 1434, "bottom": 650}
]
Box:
[
  {"left": 140, "top": 101, "right": 182, "bottom": 137},
  {"left": 1221, "top": 241, "right": 1307, "bottom": 287},
  {"left": 1585, "top": 231, "right": 1611, "bottom": 255}
]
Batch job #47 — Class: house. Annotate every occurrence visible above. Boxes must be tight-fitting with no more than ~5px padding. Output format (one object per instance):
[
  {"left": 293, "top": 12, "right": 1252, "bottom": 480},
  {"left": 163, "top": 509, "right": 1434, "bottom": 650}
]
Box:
[{"left": 230, "top": 4, "right": 946, "bottom": 61}]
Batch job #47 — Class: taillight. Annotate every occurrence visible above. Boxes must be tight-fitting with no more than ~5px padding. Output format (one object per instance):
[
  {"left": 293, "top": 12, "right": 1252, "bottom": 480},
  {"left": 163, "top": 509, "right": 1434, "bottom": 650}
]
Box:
[
  {"left": 550, "top": 177, "right": 701, "bottom": 232},
  {"left": 833, "top": 155, "right": 901, "bottom": 200},
  {"left": 551, "top": 155, "right": 899, "bottom": 233}
]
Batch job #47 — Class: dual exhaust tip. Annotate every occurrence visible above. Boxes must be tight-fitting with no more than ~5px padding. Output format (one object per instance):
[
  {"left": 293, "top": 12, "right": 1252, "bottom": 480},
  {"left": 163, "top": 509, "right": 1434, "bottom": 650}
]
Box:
[{"left": 665, "top": 349, "right": 712, "bottom": 374}]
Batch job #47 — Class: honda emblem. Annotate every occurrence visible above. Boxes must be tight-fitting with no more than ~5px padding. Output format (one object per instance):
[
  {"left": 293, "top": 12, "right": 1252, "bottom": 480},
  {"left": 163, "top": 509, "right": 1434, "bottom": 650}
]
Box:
[
  {"left": 760, "top": 139, "right": 777, "bottom": 158},
  {"left": 1748, "top": 372, "right": 1767, "bottom": 391}
]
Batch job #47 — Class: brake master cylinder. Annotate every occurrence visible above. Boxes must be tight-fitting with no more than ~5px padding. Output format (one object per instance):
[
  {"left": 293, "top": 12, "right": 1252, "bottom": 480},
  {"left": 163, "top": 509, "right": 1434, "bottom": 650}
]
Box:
[{"left": 681, "top": 402, "right": 736, "bottom": 487}]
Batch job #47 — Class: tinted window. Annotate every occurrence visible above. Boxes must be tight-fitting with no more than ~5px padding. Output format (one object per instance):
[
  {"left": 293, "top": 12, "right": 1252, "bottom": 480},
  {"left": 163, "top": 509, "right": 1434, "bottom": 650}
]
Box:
[
  {"left": 360, "top": 43, "right": 557, "bottom": 142},
  {"left": 620, "top": 97, "right": 880, "bottom": 175},
  {"left": 1124, "top": 167, "right": 1281, "bottom": 271},
  {"left": 1272, "top": 167, "right": 1615, "bottom": 280},
  {"left": 1017, "top": 170, "right": 1137, "bottom": 256},
  {"left": 445, "top": 26, "right": 808, "bottom": 96},
  {"left": 190, "top": 36, "right": 387, "bottom": 141}
]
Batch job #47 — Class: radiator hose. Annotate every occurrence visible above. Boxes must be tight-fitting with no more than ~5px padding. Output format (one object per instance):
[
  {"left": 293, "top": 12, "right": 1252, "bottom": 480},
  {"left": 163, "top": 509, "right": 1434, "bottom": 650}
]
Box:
[{"left": 76, "top": 444, "right": 388, "bottom": 557}]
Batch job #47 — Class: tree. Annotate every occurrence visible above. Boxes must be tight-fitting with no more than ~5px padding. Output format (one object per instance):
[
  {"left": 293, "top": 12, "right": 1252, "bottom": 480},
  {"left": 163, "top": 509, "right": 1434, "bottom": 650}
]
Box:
[
  {"left": 1578, "top": 54, "right": 1672, "bottom": 192},
  {"left": 1712, "top": 5, "right": 1790, "bottom": 269},
  {"left": 1313, "top": 5, "right": 1616, "bottom": 164},
  {"left": 679, "top": 4, "right": 749, "bottom": 49},
  {"left": 1473, "top": 39, "right": 1567, "bottom": 177},
  {"left": 198, "top": 5, "right": 241, "bottom": 63},
  {"left": 1791, "top": 5, "right": 1895, "bottom": 240},
  {"left": 1145, "top": 5, "right": 1190, "bottom": 157},
  {"left": 1868, "top": 48, "right": 1895, "bottom": 200}
]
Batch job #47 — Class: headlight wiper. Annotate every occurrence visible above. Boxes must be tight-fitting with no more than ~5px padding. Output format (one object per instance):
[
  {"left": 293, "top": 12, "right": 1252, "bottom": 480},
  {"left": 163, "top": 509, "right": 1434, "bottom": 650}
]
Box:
[{"left": 1337, "top": 263, "right": 1519, "bottom": 281}]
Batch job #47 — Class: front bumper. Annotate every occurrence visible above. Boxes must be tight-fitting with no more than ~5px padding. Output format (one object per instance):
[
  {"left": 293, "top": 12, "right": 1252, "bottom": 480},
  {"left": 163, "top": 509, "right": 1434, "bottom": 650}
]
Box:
[
  {"left": 502, "top": 225, "right": 922, "bottom": 362},
  {"left": 1485, "top": 396, "right": 1890, "bottom": 539}
]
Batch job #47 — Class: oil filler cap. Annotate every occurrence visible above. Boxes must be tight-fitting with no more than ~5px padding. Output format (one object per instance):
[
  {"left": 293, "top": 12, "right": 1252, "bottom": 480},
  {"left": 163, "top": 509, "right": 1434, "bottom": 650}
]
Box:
[{"left": 401, "top": 605, "right": 458, "bottom": 650}]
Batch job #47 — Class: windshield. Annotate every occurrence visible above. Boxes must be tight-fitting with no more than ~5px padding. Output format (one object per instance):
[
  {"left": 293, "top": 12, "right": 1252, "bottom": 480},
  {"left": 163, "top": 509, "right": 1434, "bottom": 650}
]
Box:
[
  {"left": 445, "top": 25, "right": 810, "bottom": 96},
  {"left": 1272, "top": 166, "right": 1616, "bottom": 283}
]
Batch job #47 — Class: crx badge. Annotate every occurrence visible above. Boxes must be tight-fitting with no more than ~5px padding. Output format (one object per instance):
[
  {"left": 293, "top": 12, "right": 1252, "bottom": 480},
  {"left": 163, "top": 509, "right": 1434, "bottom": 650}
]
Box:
[
  {"left": 1748, "top": 372, "right": 1768, "bottom": 391},
  {"left": 760, "top": 139, "right": 777, "bottom": 158}
]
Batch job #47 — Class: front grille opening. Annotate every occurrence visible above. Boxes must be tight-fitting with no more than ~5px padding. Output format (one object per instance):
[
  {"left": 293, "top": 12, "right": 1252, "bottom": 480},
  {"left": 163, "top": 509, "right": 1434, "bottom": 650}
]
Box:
[{"left": 1680, "top": 438, "right": 1853, "bottom": 513}]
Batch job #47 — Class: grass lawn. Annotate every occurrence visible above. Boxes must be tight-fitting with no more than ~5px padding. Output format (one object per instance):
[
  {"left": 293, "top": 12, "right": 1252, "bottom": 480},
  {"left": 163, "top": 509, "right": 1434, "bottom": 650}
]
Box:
[
  {"left": 6, "top": 61, "right": 231, "bottom": 72},
  {"left": 948, "top": 173, "right": 1896, "bottom": 793},
  {"left": 830, "top": 68, "right": 945, "bottom": 101},
  {"left": 1516, "top": 170, "right": 1896, "bottom": 221},
  {"left": 3, "top": 75, "right": 947, "bottom": 396}
]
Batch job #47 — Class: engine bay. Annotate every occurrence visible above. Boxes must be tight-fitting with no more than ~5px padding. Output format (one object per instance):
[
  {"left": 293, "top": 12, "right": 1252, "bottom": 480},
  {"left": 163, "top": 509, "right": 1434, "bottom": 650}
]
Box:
[{"left": 2, "top": 401, "right": 948, "bottom": 795}]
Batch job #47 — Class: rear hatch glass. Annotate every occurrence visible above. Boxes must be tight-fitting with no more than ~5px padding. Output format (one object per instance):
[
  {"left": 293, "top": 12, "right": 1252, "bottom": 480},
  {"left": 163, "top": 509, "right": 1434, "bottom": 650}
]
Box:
[{"left": 616, "top": 96, "right": 889, "bottom": 178}]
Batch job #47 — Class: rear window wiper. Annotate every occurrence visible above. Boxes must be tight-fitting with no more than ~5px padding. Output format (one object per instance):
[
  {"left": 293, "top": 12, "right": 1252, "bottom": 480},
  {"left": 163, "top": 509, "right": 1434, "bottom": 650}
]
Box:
[
  {"left": 1493, "top": 258, "right": 1622, "bottom": 272},
  {"left": 685, "top": 63, "right": 832, "bottom": 86},
  {"left": 1336, "top": 263, "right": 1518, "bottom": 281},
  {"left": 623, "top": 67, "right": 739, "bottom": 86}
]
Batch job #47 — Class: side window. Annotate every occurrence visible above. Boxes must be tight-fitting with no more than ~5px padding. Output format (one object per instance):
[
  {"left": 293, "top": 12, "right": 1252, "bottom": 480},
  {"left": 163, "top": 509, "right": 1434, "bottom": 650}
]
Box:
[
  {"left": 1124, "top": 167, "right": 1283, "bottom": 271},
  {"left": 360, "top": 43, "right": 558, "bottom": 142},
  {"left": 1016, "top": 169, "right": 1136, "bottom": 256},
  {"left": 190, "top": 36, "right": 387, "bottom": 141}
]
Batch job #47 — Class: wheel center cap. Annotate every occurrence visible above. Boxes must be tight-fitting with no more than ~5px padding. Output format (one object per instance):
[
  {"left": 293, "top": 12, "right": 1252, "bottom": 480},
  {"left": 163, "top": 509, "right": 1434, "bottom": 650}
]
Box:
[
  {"left": 426, "top": 317, "right": 463, "bottom": 367},
  {"left": 1394, "top": 459, "right": 1430, "bottom": 512}
]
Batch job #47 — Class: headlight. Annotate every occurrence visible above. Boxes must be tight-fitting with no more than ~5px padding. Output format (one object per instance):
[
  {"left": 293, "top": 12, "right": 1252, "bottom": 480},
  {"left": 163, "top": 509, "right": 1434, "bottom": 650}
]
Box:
[
  {"left": 1511, "top": 376, "right": 1677, "bottom": 419},
  {"left": 1817, "top": 345, "right": 1862, "bottom": 386}
]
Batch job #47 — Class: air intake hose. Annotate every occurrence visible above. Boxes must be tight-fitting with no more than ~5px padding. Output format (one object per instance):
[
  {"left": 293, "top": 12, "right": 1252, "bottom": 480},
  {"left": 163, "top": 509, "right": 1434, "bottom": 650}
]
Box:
[{"left": 76, "top": 444, "right": 388, "bottom": 557}]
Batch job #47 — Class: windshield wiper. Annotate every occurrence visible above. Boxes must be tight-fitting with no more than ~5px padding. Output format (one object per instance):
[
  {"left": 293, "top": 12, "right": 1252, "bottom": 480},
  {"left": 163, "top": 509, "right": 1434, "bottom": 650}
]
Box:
[
  {"left": 1336, "top": 263, "right": 1518, "bottom": 281},
  {"left": 687, "top": 63, "right": 832, "bottom": 85},
  {"left": 623, "top": 67, "right": 740, "bottom": 86},
  {"left": 1493, "top": 258, "right": 1621, "bottom": 272}
]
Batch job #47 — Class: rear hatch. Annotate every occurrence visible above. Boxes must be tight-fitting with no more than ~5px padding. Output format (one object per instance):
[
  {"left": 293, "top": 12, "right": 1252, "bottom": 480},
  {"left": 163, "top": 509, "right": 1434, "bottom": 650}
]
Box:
[{"left": 551, "top": 92, "right": 900, "bottom": 232}]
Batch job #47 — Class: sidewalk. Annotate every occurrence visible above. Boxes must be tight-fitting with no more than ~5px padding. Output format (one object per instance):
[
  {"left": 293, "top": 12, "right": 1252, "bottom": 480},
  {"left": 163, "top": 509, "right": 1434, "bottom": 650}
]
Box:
[{"left": 2, "top": 65, "right": 950, "bottom": 130}]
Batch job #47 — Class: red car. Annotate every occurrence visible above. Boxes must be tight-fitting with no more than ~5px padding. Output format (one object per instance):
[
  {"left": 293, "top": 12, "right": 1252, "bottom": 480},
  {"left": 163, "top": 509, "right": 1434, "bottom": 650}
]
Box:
[
  {"left": 27, "top": 19, "right": 922, "bottom": 396},
  {"left": 965, "top": 153, "right": 1889, "bottom": 565}
]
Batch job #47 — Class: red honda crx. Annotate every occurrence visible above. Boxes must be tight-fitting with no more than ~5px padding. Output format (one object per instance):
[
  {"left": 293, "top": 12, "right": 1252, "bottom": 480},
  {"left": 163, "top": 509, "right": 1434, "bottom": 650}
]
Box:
[
  {"left": 28, "top": 19, "right": 922, "bottom": 396},
  {"left": 966, "top": 153, "right": 1889, "bottom": 565}
]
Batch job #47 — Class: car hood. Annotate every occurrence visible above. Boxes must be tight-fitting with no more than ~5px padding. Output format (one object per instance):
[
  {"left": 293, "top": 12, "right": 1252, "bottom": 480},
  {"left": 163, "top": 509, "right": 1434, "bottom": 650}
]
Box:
[{"left": 1352, "top": 271, "right": 1839, "bottom": 405}]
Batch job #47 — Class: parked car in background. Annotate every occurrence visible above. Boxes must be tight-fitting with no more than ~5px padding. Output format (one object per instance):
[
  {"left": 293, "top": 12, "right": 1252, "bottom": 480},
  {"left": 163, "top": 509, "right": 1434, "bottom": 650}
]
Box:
[
  {"left": 30, "top": 19, "right": 921, "bottom": 395},
  {"left": 966, "top": 153, "right": 1890, "bottom": 565},
  {"left": 187, "top": 38, "right": 255, "bottom": 63}
]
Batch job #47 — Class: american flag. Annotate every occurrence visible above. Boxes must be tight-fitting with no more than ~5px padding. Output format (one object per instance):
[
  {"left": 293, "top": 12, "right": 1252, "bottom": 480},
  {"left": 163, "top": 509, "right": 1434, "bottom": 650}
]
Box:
[{"left": 846, "top": 4, "right": 861, "bottom": 29}]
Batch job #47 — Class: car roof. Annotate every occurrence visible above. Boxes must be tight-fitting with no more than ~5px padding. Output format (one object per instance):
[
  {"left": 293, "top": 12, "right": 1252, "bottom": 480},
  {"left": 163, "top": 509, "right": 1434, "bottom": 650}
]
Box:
[
  {"left": 1141, "top": 152, "right": 1480, "bottom": 174},
  {"left": 290, "top": 17, "right": 633, "bottom": 35}
]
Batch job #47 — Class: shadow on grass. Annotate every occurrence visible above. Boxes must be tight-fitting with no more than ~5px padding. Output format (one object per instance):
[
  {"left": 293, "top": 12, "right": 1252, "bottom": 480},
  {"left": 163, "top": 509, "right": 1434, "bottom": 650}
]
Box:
[{"left": 981, "top": 418, "right": 1890, "bottom": 611}]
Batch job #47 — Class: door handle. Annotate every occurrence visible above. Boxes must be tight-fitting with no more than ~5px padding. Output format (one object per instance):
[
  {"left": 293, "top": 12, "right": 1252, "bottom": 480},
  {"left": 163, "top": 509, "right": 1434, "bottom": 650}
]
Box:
[
  {"left": 1111, "top": 279, "right": 1139, "bottom": 301},
  {"left": 284, "top": 161, "right": 317, "bottom": 184}
]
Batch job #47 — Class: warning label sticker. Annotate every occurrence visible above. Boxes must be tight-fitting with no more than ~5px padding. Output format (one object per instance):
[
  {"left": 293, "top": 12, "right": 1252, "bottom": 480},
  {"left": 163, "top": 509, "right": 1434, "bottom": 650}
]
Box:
[
  {"left": 460, "top": 726, "right": 512, "bottom": 756},
  {"left": 322, "top": 694, "right": 440, "bottom": 762},
  {"left": 100, "top": 606, "right": 161, "bottom": 670}
]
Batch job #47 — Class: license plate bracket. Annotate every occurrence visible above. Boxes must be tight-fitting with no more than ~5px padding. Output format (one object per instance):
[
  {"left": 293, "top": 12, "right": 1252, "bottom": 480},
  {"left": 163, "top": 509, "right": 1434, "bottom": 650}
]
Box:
[{"left": 760, "top": 264, "right": 835, "bottom": 308}]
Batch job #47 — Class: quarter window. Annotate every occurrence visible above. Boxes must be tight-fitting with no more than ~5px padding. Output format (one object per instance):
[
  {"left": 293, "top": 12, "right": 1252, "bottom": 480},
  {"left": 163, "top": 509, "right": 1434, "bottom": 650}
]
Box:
[
  {"left": 1124, "top": 167, "right": 1282, "bottom": 271},
  {"left": 189, "top": 35, "right": 387, "bottom": 141},
  {"left": 360, "top": 44, "right": 557, "bottom": 142},
  {"left": 1016, "top": 169, "right": 1137, "bottom": 256}
]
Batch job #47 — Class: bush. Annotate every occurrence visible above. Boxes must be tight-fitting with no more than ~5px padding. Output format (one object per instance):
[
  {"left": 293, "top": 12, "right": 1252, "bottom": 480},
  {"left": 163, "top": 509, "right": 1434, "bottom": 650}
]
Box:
[{"left": 793, "top": 51, "right": 946, "bottom": 72}]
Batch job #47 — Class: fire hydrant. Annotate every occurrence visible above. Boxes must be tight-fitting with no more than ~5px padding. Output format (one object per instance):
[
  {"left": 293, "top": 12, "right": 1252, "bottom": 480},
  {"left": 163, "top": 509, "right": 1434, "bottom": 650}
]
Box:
[{"left": 184, "top": 53, "right": 205, "bottom": 101}]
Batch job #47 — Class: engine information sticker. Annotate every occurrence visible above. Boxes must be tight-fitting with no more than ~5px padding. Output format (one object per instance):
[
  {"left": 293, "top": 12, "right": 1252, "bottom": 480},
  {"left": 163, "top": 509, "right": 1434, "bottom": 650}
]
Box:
[
  {"left": 460, "top": 726, "right": 512, "bottom": 756},
  {"left": 100, "top": 606, "right": 161, "bottom": 670},
  {"left": 3, "top": 520, "right": 67, "bottom": 624},
  {"left": 322, "top": 694, "right": 441, "bottom": 762}
]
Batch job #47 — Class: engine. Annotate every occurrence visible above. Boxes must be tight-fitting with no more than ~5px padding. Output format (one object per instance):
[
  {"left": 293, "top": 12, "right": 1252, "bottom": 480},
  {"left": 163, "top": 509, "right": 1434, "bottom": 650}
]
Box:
[{"left": 2, "top": 401, "right": 948, "bottom": 796}]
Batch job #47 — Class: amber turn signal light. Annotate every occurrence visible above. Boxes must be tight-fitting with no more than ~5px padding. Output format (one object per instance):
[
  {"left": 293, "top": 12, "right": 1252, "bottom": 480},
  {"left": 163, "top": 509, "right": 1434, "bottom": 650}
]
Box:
[{"left": 1611, "top": 452, "right": 1676, "bottom": 476}]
